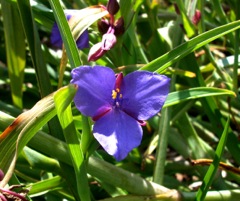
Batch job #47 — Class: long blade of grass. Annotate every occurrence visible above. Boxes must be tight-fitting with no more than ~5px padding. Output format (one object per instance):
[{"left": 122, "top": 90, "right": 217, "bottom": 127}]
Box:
[
  {"left": 177, "top": 112, "right": 214, "bottom": 160},
  {"left": 0, "top": 85, "right": 75, "bottom": 187},
  {"left": 140, "top": 20, "right": 240, "bottom": 73},
  {"left": 179, "top": 53, "right": 240, "bottom": 165},
  {"left": 195, "top": 117, "right": 230, "bottom": 201},
  {"left": 16, "top": 0, "right": 52, "bottom": 98},
  {"left": 1, "top": 0, "right": 26, "bottom": 109},
  {"left": 49, "top": 0, "right": 97, "bottom": 160},
  {"left": 28, "top": 176, "right": 66, "bottom": 197},
  {"left": 54, "top": 84, "right": 91, "bottom": 201},
  {"left": 48, "top": 0, "right": 81, "bottom": 67},
  {"left": 164, "top": 87, "right": 236, "bottom": 108}
]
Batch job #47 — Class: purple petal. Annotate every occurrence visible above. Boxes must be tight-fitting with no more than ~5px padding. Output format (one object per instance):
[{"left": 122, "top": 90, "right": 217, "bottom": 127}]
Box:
[
  {"left": 121, "top": 71, "right": 170, "bottom": 120},
  {"left": 50, "top": 22, "right": 63, "bottom": 48},
  {"left": 76, "top": 30, "right": 89, "bottom": 49},
  {"left": 50, "top": 13, "right": 89, "bottom": 49},
  {"left": 93, "top": 109, "right": 143, "bottom": 161},
  {"left": 50, "top": 14, "right": 72, "bottom": 48},
  {"left": 71, "top": 66, "right": 115, "bottom": 118}
]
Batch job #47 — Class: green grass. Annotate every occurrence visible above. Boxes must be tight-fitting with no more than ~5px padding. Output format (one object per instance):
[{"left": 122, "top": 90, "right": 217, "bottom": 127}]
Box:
[{"left": 0, "top": 0, "right": 240, "bottom": 200}]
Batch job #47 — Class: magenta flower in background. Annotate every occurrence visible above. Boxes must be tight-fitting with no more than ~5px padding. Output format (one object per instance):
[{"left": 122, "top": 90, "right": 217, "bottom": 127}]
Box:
[
  {"left": 50, "top": 12, "right": 89, "bottom": 49},
  {"left": 88, "top": 0, "right": 124, "bottom": 61},
  {"left": 71, "top": 66, "right": 170, "bottom": 161},
  {"left": 0, "top": 169, "right": 28, "bottom": 201}
]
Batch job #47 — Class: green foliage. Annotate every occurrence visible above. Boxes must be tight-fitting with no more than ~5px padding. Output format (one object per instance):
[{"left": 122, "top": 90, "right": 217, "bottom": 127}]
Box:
[{"left": 0, "top": 0, "right": 240, "bottom": 200}]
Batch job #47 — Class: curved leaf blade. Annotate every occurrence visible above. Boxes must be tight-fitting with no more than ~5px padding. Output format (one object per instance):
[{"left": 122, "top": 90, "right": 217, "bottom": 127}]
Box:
[
  {"left": 140, "top": 20, "right": 240, "bottom": 73},
  {"left": 195, "top": 117, "right": 230, "bottom": 201},
  {"left": 164, "top": 87, "right": 236, "bottom": 107},
  {"left": 54, "top": 84, "right": 91, "bottom": 201},
  {"left": 0, "top": 85, "right": 74, "bottom": 186}
]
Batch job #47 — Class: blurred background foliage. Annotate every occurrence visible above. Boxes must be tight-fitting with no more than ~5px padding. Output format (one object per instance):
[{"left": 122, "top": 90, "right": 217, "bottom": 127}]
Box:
[{"left": 0, "top": 0, "right": 240, "bottom": 200}]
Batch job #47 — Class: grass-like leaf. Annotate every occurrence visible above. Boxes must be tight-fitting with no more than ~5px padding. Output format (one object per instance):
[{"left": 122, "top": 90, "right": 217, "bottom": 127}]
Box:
[
  {"left": 54, "top": 84, "right": 91, "bottom": 201},
  {"left": 17, "top": 0, "right": 52, "bottom": 98},
  {"left": 0, "top": 85, "right": 74, "bottom": 187},
  {"left": 2, "top": 1, "right": 26, "bottom": 108},
  {"left": 140, "top": 20, "right": 240, "bottom": 73},
  {"left": 164, "top": 87, "right": 236, "bottom": 107},
  {"left": 195, "top": 117, "right": 230, "bottom": 201}
]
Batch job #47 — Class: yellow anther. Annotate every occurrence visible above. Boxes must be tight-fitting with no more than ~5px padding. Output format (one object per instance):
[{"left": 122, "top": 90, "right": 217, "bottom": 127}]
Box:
[
  {"left": 112, "top": 90, "right": 117, "bottom": 99},
  {"left": 119, "top": 94, "right": 123, "bottom": 98},
  {"left": 116, "top": 88, "right": 120, "bottom": 93}
]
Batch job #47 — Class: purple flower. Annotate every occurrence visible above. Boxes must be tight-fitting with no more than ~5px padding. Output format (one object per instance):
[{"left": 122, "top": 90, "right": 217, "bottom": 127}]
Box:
[
  {"left": 50, "top": 12, "right": 89, "bottom": 49},
  {"left": 71, "top": 66, "right": 170, "bottom": 160}
]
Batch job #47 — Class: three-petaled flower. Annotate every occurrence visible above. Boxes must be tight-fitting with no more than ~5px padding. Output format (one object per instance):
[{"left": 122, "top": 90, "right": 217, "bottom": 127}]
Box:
[
  {"left": 71, "top": 66, "right": 170, "bottom": 161},
  {"left": 50, "top": 11, "right": 89, "bottom": 49}
]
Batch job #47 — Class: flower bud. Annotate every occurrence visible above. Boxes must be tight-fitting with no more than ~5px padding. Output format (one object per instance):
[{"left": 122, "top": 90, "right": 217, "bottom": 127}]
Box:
[
  {"left": 114, "top": 17, "right": 124, "bottom": 36},
  {"left": 0, "top": 169, "right": 4, "bottom": 181},
  {"left": 173, "top": 3, "right": 180, "bottom": 15},
  {"left": 192, "top": 10, "right": 201, "bottom": 25},
  {"left": 88, "top": 42, "right": 106, "bottom": 61},
  {"left": 107, "top": 0, "right": 120, "bottom": 15},
  {"left": 98, "top": 19, "right": 110, "bottom": 35}
]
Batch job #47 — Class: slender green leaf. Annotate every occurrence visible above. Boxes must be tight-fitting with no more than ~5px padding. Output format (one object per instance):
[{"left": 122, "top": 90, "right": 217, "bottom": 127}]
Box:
[
  {"left": 54, "top": 84, "right": 91, "bottom": 201},
  {"left": 20, "top": 146, "right": 61, "bottom": 174},
  {"left": 50, "top": 0, "right": 93, "bottom": 159},
  {"left": 140, "top": 20, "right": 240, "bottom": 73},
  {"left": 179, "top": 53, "right": 240, "bottom": 165},
  {"left": 2, "top": 0, "right": 26, "bottom": 108},
  {"left": 0, "top": 86, "right": 73, "bottom": 187},
  {"left": 49, "top": 0, "right": 81, "bottom": 67},
  {"left": 164, "top": 87, "right": 236, "bottom": 108},
  {"left": 177, "top": 112, "right": 214, "bottom": 159},
  {"left": 17, "top": 0, "right": 52, "bottom": 98},
  {"left": 28, "top": 176, "right": 65, "bottom": 196},
  {"left": 195, "top": 117, "right": 230, "bottom": 201},
  {"left": 49, "top": 1, "right": 108, "bottom": 68},
  {"left": 50, "top": 3, "right": 107, "bottom": 87}
]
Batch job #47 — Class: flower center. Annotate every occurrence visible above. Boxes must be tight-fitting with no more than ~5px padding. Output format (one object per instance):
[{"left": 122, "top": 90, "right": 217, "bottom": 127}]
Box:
[
  {"left": 111, "top": 72, "right": 124, "bottom": 108},
  {"left": 112, "top": 87, "right": 123, "bottom": 107}
]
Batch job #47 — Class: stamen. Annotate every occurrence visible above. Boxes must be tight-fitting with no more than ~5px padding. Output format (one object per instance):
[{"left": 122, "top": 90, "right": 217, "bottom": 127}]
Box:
[
  {"left": 112, "top": 73, "right": 124, "bottom": 107},
  {"left": 112, "top": 90, "right": 117, "bottom": 99}
]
